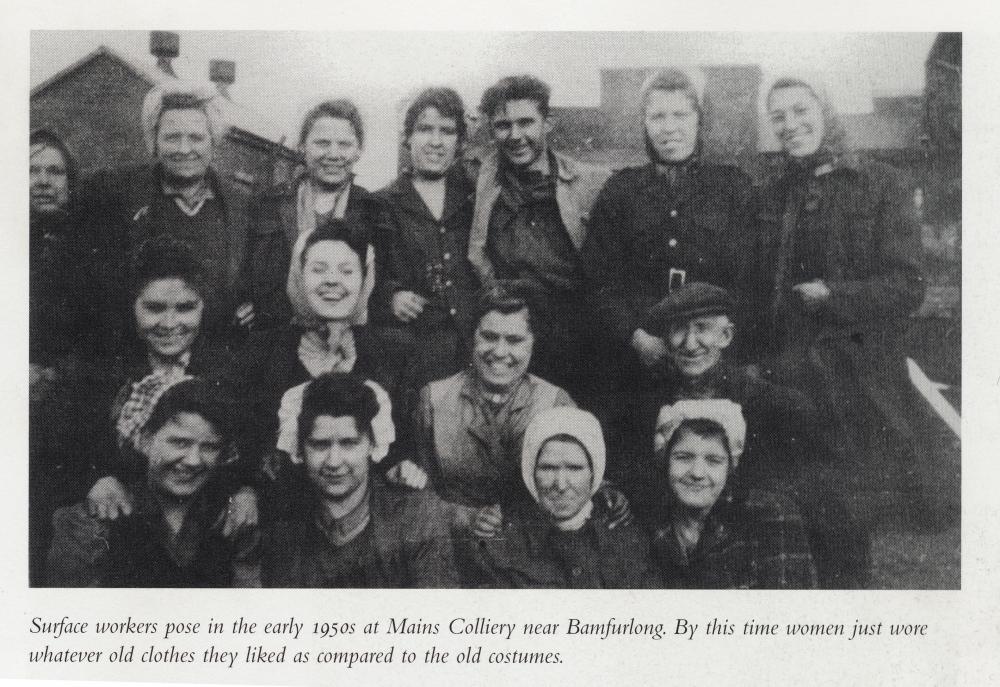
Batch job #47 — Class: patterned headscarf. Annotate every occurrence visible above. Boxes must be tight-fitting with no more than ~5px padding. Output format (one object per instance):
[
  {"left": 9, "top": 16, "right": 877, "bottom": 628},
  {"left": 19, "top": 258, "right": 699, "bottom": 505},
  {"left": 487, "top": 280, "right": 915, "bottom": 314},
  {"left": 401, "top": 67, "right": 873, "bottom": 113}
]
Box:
[{"left": 115, "top": 369, "right": 193, "bottom": 452}]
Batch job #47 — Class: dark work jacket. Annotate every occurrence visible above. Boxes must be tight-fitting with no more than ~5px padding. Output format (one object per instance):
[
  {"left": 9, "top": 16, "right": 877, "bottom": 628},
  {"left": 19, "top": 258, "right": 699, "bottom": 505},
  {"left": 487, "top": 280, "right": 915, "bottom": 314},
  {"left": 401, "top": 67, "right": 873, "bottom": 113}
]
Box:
[
  {"left": 757, "top": 159, "right": 925, "bottom": 442},
  {"left": 581, "top": 162, "right": 757, "bottom": 350},
  {"left": 239, "top": 179, "right": 382, "bottom": 330},
  {"left": 615, "top": 363, "right": 824, "bottom": 525},
  {"left": 464, "top": 494, "right": 660, "bottom": 589},
  {"left": 653, "top": 488, "right": 818, "bottom": 589},
  {"left": 262, "top": 476, "right": 457, "bottom": 588},
  {"left": 79, "top": 163, "right": 253, "bottom": 349},
  {"left": 374, "top": 168, "right": 479, "bottom": 334},
  {"left": 29, "top": 211, "right": 95, "bottom": 365},
  {"left": 229, "top": 324, "right": 415, "bottom": 491},
  {"left": 47, "top": 479, "right": 260, "bottom": 588}
]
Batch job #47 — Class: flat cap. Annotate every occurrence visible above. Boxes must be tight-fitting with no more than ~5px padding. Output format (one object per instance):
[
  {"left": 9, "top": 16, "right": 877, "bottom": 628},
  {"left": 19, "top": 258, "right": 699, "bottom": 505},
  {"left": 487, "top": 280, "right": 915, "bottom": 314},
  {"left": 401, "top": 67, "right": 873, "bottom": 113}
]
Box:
[{"left": 645, "top": 282, "right": 735, "bottom": 331}]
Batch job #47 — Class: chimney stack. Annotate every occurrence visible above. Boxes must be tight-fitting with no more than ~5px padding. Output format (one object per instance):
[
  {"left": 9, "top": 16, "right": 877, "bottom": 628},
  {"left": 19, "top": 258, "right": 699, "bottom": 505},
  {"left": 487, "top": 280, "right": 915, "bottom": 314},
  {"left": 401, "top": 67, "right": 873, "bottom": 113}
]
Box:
[
  {"left": 150, "top": 31, "right": 179, "bottom": 77},
  {"left": 210, "top": 59, "right": 236, "bottom": 98}
]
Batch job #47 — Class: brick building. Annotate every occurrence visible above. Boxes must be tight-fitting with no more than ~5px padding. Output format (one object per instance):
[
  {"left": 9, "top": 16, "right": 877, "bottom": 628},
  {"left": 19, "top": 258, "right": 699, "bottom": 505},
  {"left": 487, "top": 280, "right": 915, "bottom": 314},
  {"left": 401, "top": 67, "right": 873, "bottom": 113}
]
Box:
[{"left": 30, "top": 37, "right": 298, "bottom": 192}]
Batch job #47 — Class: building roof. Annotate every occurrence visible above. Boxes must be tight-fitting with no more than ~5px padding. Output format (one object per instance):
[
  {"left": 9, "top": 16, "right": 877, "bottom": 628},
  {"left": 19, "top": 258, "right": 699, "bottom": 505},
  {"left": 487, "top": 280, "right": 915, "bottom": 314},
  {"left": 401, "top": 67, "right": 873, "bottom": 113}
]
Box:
[{"left": 31, "top": 44, "right": 288, "bottom": 148}]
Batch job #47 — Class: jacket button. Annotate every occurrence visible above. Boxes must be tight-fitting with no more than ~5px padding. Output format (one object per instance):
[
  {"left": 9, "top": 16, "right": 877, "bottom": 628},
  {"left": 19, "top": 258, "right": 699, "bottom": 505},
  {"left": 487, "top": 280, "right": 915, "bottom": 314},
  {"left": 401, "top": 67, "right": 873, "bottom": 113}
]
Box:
[
  {"left": 669, "top": 209, "right": 678, "bottom": 218},
  {"left": 668, "top": 238, "right": 678, "bottom": 248},
  {"left": 571, "top": 566, "right": 583, "bottom": 577},
  {"left": 443, "top": 252, "right": 451, "bottom": 260},
  {"left": 450, "top": 308, "right": 457, "bottom": 316},
  {"left": 439, "top": 226, "right": 446, "bottom": 234},
  {"left": 445, "top": 280, "right": 452, "bottom": 287}
]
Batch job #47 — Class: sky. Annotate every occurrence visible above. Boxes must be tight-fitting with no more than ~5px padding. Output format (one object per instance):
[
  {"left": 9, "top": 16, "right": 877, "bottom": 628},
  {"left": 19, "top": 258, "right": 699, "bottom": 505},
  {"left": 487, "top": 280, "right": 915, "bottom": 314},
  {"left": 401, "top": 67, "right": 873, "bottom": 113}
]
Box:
[{"left": 30, "top": 31, "right": 937, "bottom": 188}]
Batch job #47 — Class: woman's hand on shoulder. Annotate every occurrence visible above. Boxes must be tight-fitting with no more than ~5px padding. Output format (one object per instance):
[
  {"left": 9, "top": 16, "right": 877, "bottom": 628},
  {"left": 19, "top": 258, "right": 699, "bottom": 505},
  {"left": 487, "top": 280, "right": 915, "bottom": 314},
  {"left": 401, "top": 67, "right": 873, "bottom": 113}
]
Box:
[
  {"left": 86, "top": 476, "right": 134, "bottom": 521},
  {"left": 385, "top": 459, "right": 429, "bottom": 490}
]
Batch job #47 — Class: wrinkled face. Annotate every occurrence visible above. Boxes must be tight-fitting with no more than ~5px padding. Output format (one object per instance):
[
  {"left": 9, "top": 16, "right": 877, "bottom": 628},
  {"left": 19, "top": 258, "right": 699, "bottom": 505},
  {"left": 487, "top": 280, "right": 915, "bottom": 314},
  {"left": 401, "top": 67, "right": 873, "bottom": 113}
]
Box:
[
  {"left": 472, "top": 309, "right": 534, "bottom": 391},
  {"left": 534, "top": 438, "right": 593, "bottom": 522},
  {"left": 665, "top": 314, "right": 733, "bottom": 379},
  {"left": 156, "top": 108, "right": 213, "bottom": 182},
  {"left": 408, "top": 106, "right": 459, "bottom": 179},
  {"left": 767, "top": 86, "right": 825, "bottom": 158},
  {"left": 29, "top": 144, "right": 70, "bottom": 214},
  {"left": 304, "top": 415, "right": 372, "bottom": 502},
  {"left": 146, "top": 412, "right": 224, "bottom": 499},
  {"left": 644, "top": 89, "right": 699, "bottom": 164},
  {"left": 489, "top": 99, "right": 550, "bottom": 169},
  {"left": 667, "top": 430, "right": 730, "bottom": 512},
  {"left": 302, "top": 116, "right": 362, "bottom": 190},
  {"left": 303, "top": 239, "right": 363, "bottom": 321},
  {"left": 134, "top": 277, "right": 203, "bottom": 360}
]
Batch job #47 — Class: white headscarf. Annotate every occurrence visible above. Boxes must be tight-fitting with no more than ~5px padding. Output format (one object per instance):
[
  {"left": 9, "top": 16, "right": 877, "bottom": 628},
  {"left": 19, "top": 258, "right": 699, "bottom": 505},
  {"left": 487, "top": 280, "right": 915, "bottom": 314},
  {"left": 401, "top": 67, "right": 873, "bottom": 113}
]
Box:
[
  {"left": 140, "top": 80, "right": 229, "bottom": 157},
  {"left": 521, "top": 407, "right": 606, "bottom": 530},
  {"left": 276, "top": 378, "right": 395, "bottom": 464},
  {"left": 653, "top": 399, "right": 747, "bottom": 468}
]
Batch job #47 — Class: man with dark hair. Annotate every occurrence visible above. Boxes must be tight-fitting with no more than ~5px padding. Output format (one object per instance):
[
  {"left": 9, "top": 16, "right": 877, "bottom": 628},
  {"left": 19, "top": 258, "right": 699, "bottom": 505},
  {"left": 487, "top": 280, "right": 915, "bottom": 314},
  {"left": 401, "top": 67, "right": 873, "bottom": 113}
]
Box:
[
  {"left": 375, "top": 87, "right": 479, "bottom": 387},
  {"left": 468, "top": 74, "right": 610, "bottom": 400},
  {"left": 46, "top": 378, "right": 259, "bottom": 587},
  {"left": 263, "top": 373, "right": 457, "bottom": 587}
]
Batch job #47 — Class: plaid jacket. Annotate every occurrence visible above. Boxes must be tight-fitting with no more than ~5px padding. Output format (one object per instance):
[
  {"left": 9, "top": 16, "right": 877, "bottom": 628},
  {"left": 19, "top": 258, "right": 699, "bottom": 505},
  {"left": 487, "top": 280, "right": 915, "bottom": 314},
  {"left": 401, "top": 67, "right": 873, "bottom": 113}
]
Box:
[{"left": 653, "top": 488, "right": 818, "bottom": 589}]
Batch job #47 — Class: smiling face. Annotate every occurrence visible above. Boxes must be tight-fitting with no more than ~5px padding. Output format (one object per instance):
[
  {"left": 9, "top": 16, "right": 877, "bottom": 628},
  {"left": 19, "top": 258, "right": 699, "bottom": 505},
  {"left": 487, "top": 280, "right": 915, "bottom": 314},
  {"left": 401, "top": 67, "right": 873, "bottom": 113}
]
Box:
[
  {"left": 155, "top": 108, "right": 213, "bottom": 183},
  {"left": 489, "top": 99, "right": 550, "bottom": 170},
  {"left": 302, "top": 116, "right": 363, "bottom": 190},
  {"left": 534, "top": 438, "right": 593, "bottom": 523},
  {"left": 303, "top": 415, "right": 372, "bottom": 502},
  {"left": 644, "top": 89, "right": 699, "bottom": 164},
  {"left": 667, "top": 428, "right": 730, "bottom": 513},
  {"left": 665, "top": 314, "right": 733, "bottom": 379},
  {"left": 767, "top": 85, "right": 825, "bottom": 159},
  {"left": 408, "top": 106, "right": 459, "bottom": 179},
  {"left": 146, "top": 412, "right": 224, "bottom": 500},
  {"left": 29, "top": 144, "right": 70, "bottom": 215},
  {"left": 134, "top": 277, "right": 203, "bottom": 360},
  {"left": 302, "top": 239, "right": 363, "bottom": 321},
  {"left": 472, "top": 308, "right": 534, "bottom": 392}
]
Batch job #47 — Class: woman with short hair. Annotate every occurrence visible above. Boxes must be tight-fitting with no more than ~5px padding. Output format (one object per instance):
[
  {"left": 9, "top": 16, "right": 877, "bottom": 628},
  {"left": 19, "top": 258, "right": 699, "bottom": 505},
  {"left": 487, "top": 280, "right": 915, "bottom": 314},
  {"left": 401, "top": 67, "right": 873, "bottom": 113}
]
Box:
[
  {"left": 240, "top": 98, "right": 382, "bottom": 330},
  {"left": 375, "top": 87, "right": 479, "bottom": 388}
]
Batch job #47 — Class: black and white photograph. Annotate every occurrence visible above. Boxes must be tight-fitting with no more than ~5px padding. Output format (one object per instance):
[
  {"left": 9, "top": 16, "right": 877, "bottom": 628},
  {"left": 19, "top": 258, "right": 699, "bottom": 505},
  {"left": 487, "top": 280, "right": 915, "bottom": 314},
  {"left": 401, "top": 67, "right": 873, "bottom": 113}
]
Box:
[{"left": 25, "top": 30, "right": 962, "bottom": 593}]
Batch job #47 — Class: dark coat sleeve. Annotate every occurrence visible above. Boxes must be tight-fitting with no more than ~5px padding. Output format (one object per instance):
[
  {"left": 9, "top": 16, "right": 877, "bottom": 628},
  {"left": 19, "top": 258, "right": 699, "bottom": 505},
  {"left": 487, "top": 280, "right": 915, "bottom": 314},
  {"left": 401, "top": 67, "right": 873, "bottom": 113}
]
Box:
[{"left": 822, "top": 165, "right": 926, "bottom": 326}]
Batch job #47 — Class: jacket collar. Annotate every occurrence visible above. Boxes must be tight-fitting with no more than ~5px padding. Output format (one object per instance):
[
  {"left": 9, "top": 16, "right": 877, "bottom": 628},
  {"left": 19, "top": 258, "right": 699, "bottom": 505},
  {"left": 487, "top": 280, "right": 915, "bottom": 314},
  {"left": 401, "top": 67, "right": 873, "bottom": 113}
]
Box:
[{"left": 386, "top": 168, "right": 473, "bottom": 224}]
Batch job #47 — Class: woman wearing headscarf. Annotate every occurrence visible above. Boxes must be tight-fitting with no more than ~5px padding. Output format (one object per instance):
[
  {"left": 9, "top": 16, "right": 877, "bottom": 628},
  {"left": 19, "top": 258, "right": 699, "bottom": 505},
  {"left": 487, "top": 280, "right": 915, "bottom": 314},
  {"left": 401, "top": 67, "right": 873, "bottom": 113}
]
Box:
[
  {"left": 650, "top": 399, "right": 817, "bottom": 589},
  {"left": 463, "top": 407, "right": 658, "bottom": 588},
  {"left": 47, "top": 377, "right": 260, "bottom": 588},
  {"left": 79, "top": 81, "right": 252, "bottom": 348},
  {"left": 581, "top": 68, "right": 757, "bottom": 393},
  {"left": 232, "top": 218, "right": 412, "bottom": 519},
  {"left": 759, "top": 77, "right": 930, "bottom": 520},
  {"left": 239, "top": 99, "right": 382, "bottom": 331}
]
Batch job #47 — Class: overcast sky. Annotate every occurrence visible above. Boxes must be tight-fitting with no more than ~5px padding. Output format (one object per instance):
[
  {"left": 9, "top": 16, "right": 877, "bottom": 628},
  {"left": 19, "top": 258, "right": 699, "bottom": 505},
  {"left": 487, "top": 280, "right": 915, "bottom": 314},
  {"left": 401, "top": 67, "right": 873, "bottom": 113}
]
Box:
[{"left": 31, "top": 31, "right": 937, "bottom": 187}]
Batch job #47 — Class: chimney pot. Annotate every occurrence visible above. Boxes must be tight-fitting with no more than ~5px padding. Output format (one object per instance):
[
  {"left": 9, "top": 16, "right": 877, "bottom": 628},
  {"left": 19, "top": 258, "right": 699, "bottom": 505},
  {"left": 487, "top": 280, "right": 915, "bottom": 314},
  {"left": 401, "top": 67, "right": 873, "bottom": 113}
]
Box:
[
  {"left": 210, "top": 59, "right": 236, "bottom": 86},
  {"left": 150, "top": 31, "right": 180, "bottom": 59}
]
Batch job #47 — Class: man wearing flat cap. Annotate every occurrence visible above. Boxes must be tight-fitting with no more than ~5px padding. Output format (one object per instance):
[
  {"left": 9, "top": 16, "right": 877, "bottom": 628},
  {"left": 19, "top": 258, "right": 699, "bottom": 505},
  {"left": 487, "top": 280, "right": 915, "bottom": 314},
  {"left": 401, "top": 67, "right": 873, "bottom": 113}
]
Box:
[{"left": 610, "top": 282, "right": 870, "bottom": 589}]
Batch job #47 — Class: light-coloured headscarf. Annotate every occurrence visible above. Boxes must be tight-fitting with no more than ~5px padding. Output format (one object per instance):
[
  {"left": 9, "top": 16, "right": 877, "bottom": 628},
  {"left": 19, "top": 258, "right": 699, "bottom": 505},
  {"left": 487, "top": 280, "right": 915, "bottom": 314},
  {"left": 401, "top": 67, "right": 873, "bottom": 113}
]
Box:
[
  {"left": 276, "top": 378, "right": 395, "bottom": 464},
  {"left": 765, "top": 76, "right": 851, "bottom": 164},
  {"left": 286, "top": 224, "right": 376, "bottom": 330},
  {"left": 140, "top": 80, "right": 229, "bottom": 157},
  {"left": 521, "top": 407, "right": 606, "bottom": 530},
  {"left": 654, "top": 399, "right": 747, "bottom": 468}
]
